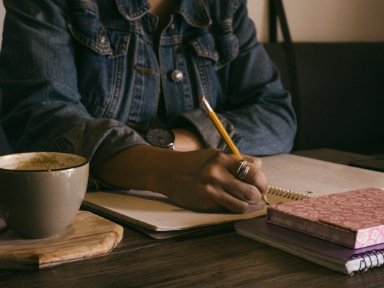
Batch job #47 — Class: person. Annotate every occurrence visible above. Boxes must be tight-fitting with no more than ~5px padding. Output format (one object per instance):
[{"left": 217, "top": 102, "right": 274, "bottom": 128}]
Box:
[{"left": 0, "top": 0, "right": 296, "bottom": 213}]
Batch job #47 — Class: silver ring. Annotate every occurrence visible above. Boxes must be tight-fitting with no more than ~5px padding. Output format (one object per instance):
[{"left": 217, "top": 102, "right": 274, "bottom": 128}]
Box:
[{"left": 236, "top": 159, "right": 249, "bottom": 180}]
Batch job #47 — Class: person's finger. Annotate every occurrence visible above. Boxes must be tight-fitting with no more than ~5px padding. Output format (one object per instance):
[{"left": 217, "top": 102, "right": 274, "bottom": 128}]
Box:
[
  {"left": 242, "top": 156, "right": 270, "bottom": 195},
  {"left": 209, "top": 185, "right": 252, "bottom": 213},
  {"left": 220, "top": 176, "right": 261, "bottom": 204}
]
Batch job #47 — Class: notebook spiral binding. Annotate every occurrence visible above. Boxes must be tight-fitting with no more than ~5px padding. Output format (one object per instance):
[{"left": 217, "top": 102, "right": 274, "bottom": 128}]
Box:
[
  {"left": 355, "top": 249, "right": 384, "bottom": 273},
  {"left": 267, "top": 185, "right": 311, "bottom": 201}
]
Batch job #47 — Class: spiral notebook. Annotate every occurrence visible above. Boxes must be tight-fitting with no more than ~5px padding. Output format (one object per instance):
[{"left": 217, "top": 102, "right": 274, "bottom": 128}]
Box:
[
  {"left": 83, "top": 186, "right": 307, "bottom": 239},
  {"left": 235, "top": 217, "right": 384, "bottom": 275}
]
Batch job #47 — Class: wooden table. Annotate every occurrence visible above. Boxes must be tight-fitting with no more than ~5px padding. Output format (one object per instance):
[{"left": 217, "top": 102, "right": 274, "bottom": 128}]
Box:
[{"left": 1, "top": 149, "right": 382, "bottom": 288}]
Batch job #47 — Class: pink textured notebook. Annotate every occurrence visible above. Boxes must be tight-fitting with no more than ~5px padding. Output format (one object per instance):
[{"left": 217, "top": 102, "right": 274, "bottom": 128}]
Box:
[{"left": 267, "top": 188, "right": 384, "bottom": 248}]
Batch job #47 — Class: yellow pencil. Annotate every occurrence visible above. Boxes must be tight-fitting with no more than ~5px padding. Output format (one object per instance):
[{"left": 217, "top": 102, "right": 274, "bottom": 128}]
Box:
[
  {"left": 199, "top": 96, "right": 243, "bottom": 159},
  {"left": 199, "top": 96, "right": 270, "bottom": 205}
]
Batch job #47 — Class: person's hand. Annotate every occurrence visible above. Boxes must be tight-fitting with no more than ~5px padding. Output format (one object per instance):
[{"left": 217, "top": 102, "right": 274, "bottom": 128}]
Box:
[
  {"left": 95, "top": 145, "right": 269, "bottom": 213},
  {"left": 159, "top": 149, "right": 268, "bottom": 213}
]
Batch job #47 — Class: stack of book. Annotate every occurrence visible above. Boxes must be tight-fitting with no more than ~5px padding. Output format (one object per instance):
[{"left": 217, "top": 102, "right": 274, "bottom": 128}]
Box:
[{"left": 235, "top": 187, "right": 384, "bottom": 275}]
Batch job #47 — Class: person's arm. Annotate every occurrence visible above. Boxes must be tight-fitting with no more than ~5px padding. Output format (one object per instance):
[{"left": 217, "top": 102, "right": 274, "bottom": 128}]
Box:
[
  {"left": 222, "top": 2, "right": 297, "bottom": 155},
  {"left": 94, "top": 144, "right": 268, "bottom": 213},
  {"left": 172, "top": 1, "right": 297, "bottom": 156},
  {"left": 0, "top": 0, "right": 147, "bottom": 168},
  {"left": 172, "top": 129, "right": 203, "bottom": 152}
]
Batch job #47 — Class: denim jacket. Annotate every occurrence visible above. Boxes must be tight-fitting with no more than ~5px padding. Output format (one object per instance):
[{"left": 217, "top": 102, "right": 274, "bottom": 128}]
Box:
[{"left": 0, "top": 0, "right": 296, "bottom": 170}]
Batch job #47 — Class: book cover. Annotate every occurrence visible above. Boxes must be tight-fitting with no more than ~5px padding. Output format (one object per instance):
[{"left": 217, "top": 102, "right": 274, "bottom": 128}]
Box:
[
  {"left": 267, "top": 188, "right": 384, "bottom": 248},
  {"left": 235, "top": 217, "right": 384, "bottom": 275}
]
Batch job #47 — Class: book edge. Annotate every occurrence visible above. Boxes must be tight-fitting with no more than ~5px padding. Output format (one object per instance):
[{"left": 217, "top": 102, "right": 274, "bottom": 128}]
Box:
[
  {"left": 235, "top": 218, "right": 384, "bottom": 275},
  {"left": 267, "top": 210, "right": 357, "bottom": 248}
]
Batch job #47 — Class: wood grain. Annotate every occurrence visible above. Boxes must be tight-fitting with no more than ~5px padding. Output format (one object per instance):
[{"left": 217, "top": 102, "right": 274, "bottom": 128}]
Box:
[
  {"left": 2, "top": 231, "right": 383, "bottom": 288},
  {"left": 0, "top": 211, "right": 123, "bottom": 270}
]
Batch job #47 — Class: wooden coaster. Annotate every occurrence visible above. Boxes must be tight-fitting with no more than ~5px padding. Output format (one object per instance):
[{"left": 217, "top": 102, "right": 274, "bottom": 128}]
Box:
[{"left": 0, "top": 211, "right": 123, "bottom": 270}]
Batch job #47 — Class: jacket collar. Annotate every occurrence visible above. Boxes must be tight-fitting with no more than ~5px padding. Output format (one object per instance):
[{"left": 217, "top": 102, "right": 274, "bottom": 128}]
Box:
[{"left": 115, "top": 0, "right": 212, "bottom": 27}]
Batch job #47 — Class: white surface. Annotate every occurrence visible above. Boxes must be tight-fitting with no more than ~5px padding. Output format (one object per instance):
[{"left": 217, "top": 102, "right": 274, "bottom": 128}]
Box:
[{"left": 262, "top": 154, "right": 384, "bottom": 196}]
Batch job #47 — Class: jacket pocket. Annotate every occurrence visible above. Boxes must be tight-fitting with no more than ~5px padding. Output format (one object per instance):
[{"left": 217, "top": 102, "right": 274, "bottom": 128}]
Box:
[
  {"left": 67, "top": 2, "right": 130, "bottom": 57},
  {"left": 189, "top": 22, "right": 239, "bottom": 69}
]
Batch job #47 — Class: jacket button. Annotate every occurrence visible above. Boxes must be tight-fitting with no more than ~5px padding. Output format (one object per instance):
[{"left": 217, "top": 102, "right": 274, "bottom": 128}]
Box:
[
  {"left": 171, "top": 70, "right": 183, "bottom": 81},
  {"left": 99, "top": 35, "right": 107, "bottom": 45}
]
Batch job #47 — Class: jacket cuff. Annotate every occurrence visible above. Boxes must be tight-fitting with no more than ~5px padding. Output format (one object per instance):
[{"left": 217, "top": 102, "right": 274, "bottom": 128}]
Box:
[
  {"left": 171, "top": 108, "right": 243, "bottom": 153},
  {"left": 54, "top": 119, "right": 148, "bottom": 169}
]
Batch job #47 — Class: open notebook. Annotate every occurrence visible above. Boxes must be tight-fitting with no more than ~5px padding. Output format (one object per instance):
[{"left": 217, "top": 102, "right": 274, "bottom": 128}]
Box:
[
  {"left": 82, "top": 186, "right": 303, "bottom": 239},
  {"left": 83, "top": 154, "right": 384, "bottom": 239}
]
